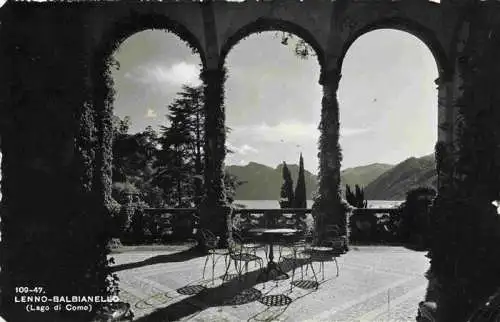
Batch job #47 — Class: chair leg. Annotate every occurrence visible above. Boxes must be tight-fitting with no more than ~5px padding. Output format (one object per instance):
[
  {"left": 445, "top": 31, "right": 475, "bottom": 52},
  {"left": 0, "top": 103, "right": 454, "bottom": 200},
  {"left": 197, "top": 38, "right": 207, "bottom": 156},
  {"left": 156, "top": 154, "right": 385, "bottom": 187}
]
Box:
[
  {"left": 253, "top": 249, "right": 257, "bottom": 268},
  {"left": 235, "top": 260, "right": 241, "bottom": 279},
  {"left": 308, "top": 260, "right": 318, "bottom": 289},
  {"left": 211, "top": 253, "right": 216, "bottom": 284},
  {"left": 222, "top": 256, "right": 231, "bottom": 281},
  {"left": 334, "top": 257, "right": 339, "bottom": 277},
  {"left": 299, "top": 255, "right": 304, "bottom": 279},
  {"left": 203, "top": 254, "right": 210, "bottom": 279}
]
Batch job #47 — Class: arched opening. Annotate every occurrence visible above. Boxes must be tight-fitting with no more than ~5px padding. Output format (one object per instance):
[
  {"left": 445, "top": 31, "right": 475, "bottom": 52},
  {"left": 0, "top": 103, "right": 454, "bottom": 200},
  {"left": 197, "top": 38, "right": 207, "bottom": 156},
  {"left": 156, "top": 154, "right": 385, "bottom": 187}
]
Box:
[
  {"left": 339, "top": 28, "right": 439, "bottom": 317},
  {"left": 108, "top": 28, "right": 204, "bottom": 244},
  {"left": 220, "top": 19, "right": 325, "bottom": 71},
  {"left": 221, "top": 26, "right": 323, "bottom": 236},
  {"left": 92, "top": 14, "right": 207, "bottom": 214},
  {"left": 339, "top": 29, "right": 439, "bottom": 188}
]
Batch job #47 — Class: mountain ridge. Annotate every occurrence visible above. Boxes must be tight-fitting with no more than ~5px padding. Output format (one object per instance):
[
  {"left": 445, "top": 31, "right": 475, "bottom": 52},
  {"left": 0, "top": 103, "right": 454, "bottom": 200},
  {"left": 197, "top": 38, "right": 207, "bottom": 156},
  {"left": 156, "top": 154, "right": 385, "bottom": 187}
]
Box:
[{"left": 226, "top": 154, "right": 436, "bottom": 201}]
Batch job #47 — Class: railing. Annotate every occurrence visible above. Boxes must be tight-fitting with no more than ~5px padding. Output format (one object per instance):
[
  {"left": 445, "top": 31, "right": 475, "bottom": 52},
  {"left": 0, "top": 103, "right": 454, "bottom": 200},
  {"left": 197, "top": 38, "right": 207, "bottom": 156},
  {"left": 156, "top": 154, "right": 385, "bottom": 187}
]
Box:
[
  {"left": 352, "top": 207, "right": 400, "bottom": 216},
  {"left": 144, "top": 208, "right": 199, "bottom": 215},
  {"left": 350, "top": 207, "right": 401, "bottom": 243},
  {"left": 140, "top": 206, "right": 400, "bottom": 241},
  {"left": 142, "top": 208, "right": 199, "bottom": 240},
  {"left": 143, "top": 206, "right": 397, "bottom": 217},
  {"left": 232, "top": 208, "right": 312, "bottom": 233}
]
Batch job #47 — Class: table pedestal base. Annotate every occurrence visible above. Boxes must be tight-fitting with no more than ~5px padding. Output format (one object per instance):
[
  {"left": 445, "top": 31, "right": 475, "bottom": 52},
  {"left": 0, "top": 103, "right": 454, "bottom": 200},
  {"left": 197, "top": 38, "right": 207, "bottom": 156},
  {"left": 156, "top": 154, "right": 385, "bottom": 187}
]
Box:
[{"left": 257, "top": 261, "right": 289, "bottom": 282}]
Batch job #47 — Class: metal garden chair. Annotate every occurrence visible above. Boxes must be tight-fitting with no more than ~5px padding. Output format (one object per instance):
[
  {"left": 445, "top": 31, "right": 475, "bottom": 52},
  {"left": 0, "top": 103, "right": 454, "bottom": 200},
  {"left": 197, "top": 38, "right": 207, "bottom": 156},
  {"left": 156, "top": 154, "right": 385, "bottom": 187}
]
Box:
[
  {"left": 200, "top": 228, "right": 229, "bottom": 284},
  {"left": 233, "top": 229, "right": 268, "bottom": 266},
  {"left": 306, "top": 225, "right": 344, "bottom": 280},
  {"left": 286, "top": 234, "right": 319, "bottom": 291},
  {"left": 223, "top": 240, "right": 264, "bottom": 283}
]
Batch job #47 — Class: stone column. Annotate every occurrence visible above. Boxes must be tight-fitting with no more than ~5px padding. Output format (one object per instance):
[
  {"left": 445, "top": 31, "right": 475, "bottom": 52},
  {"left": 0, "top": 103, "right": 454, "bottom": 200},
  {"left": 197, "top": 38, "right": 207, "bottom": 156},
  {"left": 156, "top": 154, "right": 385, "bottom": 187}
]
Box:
[
  {"left": 434, "top": 73, "right": 455, "bottom": 194},
  {"left": 0, "top": 7, "right": 110, "bottom": 321},
  {"left": 313, "top": 67, "right": 347, "bottom": 243},
  {"left": 200, "top": 68, "right": 230, "bottom": 242}
]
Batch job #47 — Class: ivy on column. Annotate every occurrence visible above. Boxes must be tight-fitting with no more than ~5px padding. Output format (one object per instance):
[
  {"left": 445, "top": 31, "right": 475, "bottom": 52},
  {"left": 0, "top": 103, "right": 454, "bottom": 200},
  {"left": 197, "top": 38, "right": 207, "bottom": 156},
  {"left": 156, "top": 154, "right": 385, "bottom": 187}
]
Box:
[
  {"left": 313, "top": 67, "right": 348, "bottom": 244},
  {"left": 200, "top": 67, "right": 230, "bottom": 243}
]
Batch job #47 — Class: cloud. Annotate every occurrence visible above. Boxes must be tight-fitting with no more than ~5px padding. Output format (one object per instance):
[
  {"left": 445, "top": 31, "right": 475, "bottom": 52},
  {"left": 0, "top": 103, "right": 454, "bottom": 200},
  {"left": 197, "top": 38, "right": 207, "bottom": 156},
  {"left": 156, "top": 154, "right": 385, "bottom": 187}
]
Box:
[
  {"left": 227, "top": 142, "right": 259, "bottom": 155},
  {"left": 340, "top": 127, "right": 372, "bottom": 137},
  {"left": 145, "top": 108, "right": 158, "bottom": 118},
  {"left": 230, "top": 121, "right": 370, "bottom": 144},
  {"left": 126, "top": 62, "right": 202, "bottom": 87},
  {"left": 232, "top": 122, "right": 318, "bottom": 144}
]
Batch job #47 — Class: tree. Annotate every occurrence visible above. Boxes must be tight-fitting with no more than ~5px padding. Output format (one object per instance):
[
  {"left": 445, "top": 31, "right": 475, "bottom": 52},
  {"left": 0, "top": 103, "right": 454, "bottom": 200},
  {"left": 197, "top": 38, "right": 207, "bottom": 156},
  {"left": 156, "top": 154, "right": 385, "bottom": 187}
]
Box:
[
  {"left": 293, "top": 153, "right": 307, "bottom": 209},
  {"left": 279, "top": 162, "right": 295, "bottom": 208},
  {"left": 345, "top": 184, "right": 367, "bottom": 208},
  {"left": 157, "top": 105, "right": 196, "bottom": 207},
  {"left": 111, "top": 116, "right": 165, "bottom": 240},
  {"left": 155, "top": 85, "right": 205, "bottom": 208},
  {"left": 398, "top": 187, "right": 436, "bottom": 247},
  {"left": 112, "top": 116, "right": 160, "bottom": 193},
  {"left": 224, "top": 171, "right": 245, "bottom": 205}
]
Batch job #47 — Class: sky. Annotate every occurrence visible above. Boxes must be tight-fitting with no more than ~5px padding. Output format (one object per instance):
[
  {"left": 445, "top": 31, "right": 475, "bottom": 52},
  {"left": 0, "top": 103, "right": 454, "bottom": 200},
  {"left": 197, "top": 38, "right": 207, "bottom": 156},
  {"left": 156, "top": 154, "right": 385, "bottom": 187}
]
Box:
[{"left": 111, "top": 29, "right": 438, "bottom": 174}]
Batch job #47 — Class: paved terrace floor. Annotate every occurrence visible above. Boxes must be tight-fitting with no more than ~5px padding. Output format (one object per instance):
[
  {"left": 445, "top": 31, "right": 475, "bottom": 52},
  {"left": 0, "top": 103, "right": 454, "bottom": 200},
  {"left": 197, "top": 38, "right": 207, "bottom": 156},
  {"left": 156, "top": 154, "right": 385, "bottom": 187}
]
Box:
[{"left": 110, "top": 244, "right": 429, "bottom": 322}]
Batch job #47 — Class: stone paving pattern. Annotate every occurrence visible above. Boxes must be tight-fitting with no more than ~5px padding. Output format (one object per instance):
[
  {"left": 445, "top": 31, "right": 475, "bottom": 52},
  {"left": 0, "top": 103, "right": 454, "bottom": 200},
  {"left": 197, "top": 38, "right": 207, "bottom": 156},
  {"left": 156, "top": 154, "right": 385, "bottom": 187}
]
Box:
[{"left": 110, "top": 245, "right": 429, "bottom": 321}]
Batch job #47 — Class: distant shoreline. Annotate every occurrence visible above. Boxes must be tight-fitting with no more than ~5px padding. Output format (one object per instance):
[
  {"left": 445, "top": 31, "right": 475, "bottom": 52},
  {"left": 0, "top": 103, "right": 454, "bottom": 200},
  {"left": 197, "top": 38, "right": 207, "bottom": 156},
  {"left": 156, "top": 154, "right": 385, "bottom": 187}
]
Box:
[{"left": 234, "top": 199, "right": 404, "bottom": 209}]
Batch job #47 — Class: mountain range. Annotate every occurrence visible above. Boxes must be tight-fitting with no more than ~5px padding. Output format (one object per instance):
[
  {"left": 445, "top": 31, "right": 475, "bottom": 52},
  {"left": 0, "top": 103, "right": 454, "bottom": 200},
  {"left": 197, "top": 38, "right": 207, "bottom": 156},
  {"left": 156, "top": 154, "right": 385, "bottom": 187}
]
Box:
[{"left": 226, "top": 154, "right": 437, "bottom": 201}]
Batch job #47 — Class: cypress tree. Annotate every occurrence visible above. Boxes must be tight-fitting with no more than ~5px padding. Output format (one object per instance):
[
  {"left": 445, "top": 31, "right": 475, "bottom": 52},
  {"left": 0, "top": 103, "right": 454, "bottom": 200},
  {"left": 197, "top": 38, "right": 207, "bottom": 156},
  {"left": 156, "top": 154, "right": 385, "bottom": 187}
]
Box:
[
  {"left": 345, "top": 184, "right": 366, "bottom": 208},
  {"left": 293, "top": 153, "right": 307, "bottom": 209},
  {"left": 355, "top": 184, "right": 368, "bottom": 208},
  {"left": 279, "top": 162, "right": 295, "bottom": 208}
]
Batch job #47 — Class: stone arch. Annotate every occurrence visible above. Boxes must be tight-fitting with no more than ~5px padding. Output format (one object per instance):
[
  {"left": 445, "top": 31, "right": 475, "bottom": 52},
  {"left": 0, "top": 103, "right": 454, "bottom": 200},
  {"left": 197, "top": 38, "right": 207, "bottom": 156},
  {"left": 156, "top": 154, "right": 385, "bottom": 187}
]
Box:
[
  {"left": 94, "top": 12, "right": 207, "bottom": 70},
  {"left": 335, "top": 17, "right": 448, "bottom": 196},
  {"left": 90, "top": 12, "right": 207, "bottom": 208},
  {"left": 219, "top": 18, "right": 326, "bottom": 70},
  {"left": 338, "top": 17, "right": 452, "bottom": 79}
]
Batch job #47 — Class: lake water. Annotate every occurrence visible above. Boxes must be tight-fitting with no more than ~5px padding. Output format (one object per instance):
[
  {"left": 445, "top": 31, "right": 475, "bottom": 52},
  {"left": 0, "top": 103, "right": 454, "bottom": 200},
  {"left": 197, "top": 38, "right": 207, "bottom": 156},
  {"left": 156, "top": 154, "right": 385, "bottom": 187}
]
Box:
[{"left": 234, "top": 200, "right": 403, "bottom": 209}]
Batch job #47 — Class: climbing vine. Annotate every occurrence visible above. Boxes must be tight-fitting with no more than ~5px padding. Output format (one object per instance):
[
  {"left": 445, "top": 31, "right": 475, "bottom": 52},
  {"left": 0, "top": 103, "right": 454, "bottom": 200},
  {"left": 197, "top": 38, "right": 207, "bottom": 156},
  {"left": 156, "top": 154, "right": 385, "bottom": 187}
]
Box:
[{"left": 429, "top": 5, "right": 500, "bottom": 320}]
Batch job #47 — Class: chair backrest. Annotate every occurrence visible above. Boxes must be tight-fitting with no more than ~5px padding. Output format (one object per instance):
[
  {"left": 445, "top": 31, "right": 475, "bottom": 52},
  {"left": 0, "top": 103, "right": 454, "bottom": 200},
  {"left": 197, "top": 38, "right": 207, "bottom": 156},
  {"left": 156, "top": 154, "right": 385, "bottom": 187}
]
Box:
[
  {"left": 232, "top": 230, "right": 245, "bottom": 244},
  {"left": 227, "top": 239, "right": 244, "bottom": 256},
  {"left": 200, "top": 228, "right": 219, "bottom": 248}
]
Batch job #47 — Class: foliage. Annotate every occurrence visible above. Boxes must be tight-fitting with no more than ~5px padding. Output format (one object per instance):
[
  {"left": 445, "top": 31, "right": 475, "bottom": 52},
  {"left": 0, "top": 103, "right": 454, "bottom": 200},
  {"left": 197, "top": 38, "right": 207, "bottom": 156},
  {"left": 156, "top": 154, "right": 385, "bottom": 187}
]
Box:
[
  {"left": 154, "top": 85, "right": 240, "bottom": 208},
  {"left": 348, "top": 211, "right": 400, "bottom": 244},
  {"left": 224, "top": 171, "right": 245, "bottom": 205},
  {"left": 397, "top": 187, "right": 435, "bottom": 247},
  {"left": 127, "top": 205, "right": 147, "bottom": 244},
  {"left": 155, "top": 85, "right": 205, "bottom": 208},
  {"left": 276, "top": 31, "right": 315, "bottom": 60},
  {"left": 314, "top": 68, "right": 344, "bottom": 242},
  {"left": 345, "top": 184, "right": 367, "bottom": 208},
  {"left": 428, "top": 8, "right": 500, "bottom": 320},
  {"left": 279, "top": 162, "right": 295, "bottom": 208},
  {"left": 110, "top": 85, "right": 242, "bottom": 244},
  {"left": 112, "top": 120, "right": 162, "bottom": 206},
  {"left": 293, "top": 153, "right": 307, "bottom": 209}
]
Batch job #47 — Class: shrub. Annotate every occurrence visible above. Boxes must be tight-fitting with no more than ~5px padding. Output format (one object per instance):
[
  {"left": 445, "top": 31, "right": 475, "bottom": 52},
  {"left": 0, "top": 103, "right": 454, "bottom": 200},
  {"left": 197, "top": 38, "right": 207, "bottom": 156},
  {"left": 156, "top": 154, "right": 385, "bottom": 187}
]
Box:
[
  {"left": 345, "top": 184, "right": 368, "bottom": 208},
  {"left": 397, "top": 187, "right": 436, "bottom": 248}
]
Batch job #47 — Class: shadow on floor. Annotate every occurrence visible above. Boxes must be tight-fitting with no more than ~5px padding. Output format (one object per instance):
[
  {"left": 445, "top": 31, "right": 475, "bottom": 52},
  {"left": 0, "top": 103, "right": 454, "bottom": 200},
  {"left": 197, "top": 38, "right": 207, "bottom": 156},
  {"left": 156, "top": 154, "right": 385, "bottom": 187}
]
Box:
[
  {"left": 111, "top": 246, "right": 205, "bottom": 272},
  {"left": 133, "top": 256, "right": 334, "bottom": 322},
  {"left": 350, "top": 241, "right": 429, "bottom": 252}
]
